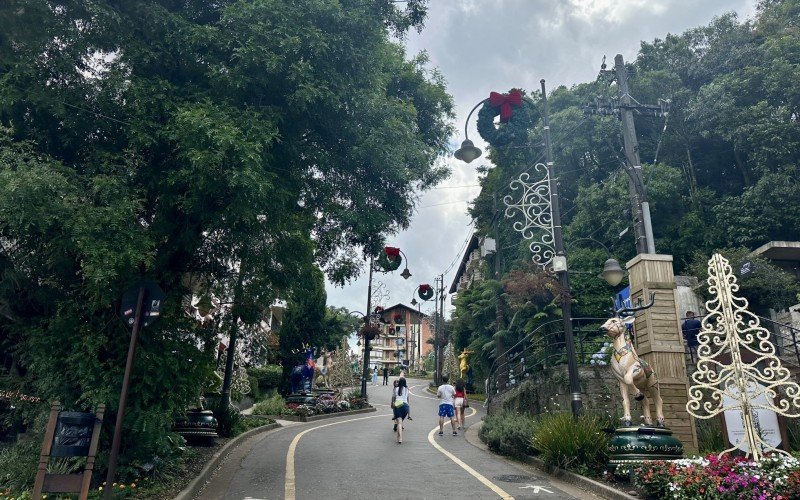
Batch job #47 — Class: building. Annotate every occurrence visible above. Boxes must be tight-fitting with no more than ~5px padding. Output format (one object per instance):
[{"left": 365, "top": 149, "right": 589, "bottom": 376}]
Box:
[
  {"left": 448, "top": 233, "right": 493, "bottom": 302},
  {"left": 363, "top": 304, "right": 431, "bottom": 371}
]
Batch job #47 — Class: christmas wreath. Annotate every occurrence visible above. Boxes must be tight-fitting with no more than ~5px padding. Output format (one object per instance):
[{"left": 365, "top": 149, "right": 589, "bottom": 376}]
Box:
[
  {"left": 376, "top": 247, "right": 402, "bottom": 272},
  {"left": 476, "top": 90, "right": 540, "bottom": 148},
  {"left": 418, "top": 284, "right": 434, "bottom": 301}
]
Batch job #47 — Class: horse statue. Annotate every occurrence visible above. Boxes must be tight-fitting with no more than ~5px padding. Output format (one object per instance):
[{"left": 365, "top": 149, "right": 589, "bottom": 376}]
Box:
[
  {"left": 314, "top": 350, "right": 333, "bottom": 389},
  {"left": 600, "top": 293, "right": 665, "bottom": 427},
  {"left": 289, "top": 344, "right": 316, "bottom": 394}
]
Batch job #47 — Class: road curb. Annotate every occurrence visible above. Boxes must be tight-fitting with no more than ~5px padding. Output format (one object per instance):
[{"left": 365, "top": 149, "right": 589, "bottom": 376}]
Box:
[
  {"left": 173, "top": 422, "right": 280, "bottom": 500},
  {"left": 522, "top": 455, "right": 638, "bottom": 500},
  {"left": 468, "top": 421, "right": 636, "bottom": 500},
  {"left": 275, "top": 406, "right": 377, "bottom": 422}
]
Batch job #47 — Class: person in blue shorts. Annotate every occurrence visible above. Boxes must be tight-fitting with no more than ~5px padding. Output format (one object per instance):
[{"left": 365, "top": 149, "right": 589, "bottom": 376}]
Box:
[{"left": 436, "top": 374, "right": 457, "bottom": 436}]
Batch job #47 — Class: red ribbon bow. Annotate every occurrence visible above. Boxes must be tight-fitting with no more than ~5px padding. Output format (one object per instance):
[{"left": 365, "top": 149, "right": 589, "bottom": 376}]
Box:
[
  {"left": 489, "top": 90, "right": 523, "bottom": 122},
  {"left": 419, "top": 284, "right": 431, "bottom": 293},
  {"left": 384, "top": 246, "right": 400, "bottom": 261}
]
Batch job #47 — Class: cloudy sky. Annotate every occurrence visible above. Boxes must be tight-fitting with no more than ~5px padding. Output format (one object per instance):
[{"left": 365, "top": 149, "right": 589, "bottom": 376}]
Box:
[{"left": 325, "top": 0, "right": 757, "bottom": 319}]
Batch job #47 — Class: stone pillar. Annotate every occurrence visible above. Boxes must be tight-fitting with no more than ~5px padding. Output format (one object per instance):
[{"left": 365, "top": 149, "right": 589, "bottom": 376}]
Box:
[{"left": 626, "top": 254, "right": 699, "bottom": 452}]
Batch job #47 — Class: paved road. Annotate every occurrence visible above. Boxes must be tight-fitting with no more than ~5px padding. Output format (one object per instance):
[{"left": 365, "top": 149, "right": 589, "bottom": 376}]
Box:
[{"left": 198, "top": 378, "right": 598, "bottom": 500}]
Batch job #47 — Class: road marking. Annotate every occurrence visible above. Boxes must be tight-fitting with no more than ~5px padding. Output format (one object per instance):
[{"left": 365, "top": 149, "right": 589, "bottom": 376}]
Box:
[
  {"left": 284, "top": 413, "right": 387, "bottom": 500},
  {"left": 426, "top": 414, "right": 514, "bottom": 500},
  {"left": 519, "top": 485, "right": 553, "bottom": 494}
]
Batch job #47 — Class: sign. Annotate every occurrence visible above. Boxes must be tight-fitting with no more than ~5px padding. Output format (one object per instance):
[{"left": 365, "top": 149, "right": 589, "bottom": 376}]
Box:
[
  {"left": 722, "top": 380, "right": 782, "bottom": 453},
  {"left": 740, "top": 259, "right": 755, "bottom": 279},
  {"left": 615, "top": 286, "right": 631, "bottom": 311},
  {"left": 120, "top": 280, "right": 166, "bottom": 328}
]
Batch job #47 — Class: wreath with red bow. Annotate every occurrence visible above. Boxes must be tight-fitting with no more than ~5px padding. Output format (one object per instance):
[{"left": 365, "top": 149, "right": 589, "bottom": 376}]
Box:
[
  {"left": 376, "top": 247, "right": 402, "bottom": 272},
  {"left": 418, "top": 284, "right": 434, "bottom": 301},
  {"left": 476, "top": 90, "right": 539, "bottom": 148}
]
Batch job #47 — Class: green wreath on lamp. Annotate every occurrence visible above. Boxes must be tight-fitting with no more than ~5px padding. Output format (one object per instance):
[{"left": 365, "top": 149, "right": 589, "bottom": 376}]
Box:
[
  {"left": 376, "top": 248, "right": 402, "bottom": 272},
  {"left": 418, "top": 284, "right": 434, "bottom": 301},
  {"left": 476, "top": 90, "right": 540, "bottom": 148}
]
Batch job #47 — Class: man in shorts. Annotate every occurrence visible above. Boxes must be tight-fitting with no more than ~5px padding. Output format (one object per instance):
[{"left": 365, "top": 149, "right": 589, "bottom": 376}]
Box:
[{"left": 436, "top": 375, "right": 457, "bottom": 436}]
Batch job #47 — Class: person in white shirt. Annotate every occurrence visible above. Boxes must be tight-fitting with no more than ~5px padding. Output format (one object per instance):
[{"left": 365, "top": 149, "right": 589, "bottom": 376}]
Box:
[
  {"left": 436, "top": 375, "right": 457, "bottom": 436},
  {"left": 393, "top": 378, "right": 410, "bottom": 444}
]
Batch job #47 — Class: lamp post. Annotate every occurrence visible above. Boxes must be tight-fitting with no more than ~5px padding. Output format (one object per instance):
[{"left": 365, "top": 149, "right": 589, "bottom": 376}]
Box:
[
  {"left": 411, "top": 282, "right": 440, "bottom": 382},
  {"left": 361, "top": 247, "right": 411, "bottom": 399},
  {"left": 455, "top": 82, "right": 585, "bottom": 415}
]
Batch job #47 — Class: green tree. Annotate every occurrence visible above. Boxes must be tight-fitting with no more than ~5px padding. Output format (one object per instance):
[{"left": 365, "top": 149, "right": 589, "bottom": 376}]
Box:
[{"left": 0, "top": 0, "right": 453, "bottom": 469}]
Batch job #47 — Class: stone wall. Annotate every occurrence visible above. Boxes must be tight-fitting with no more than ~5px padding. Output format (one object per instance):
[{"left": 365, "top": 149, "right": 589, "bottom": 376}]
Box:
[{"left": 487, "top": 365, "right": 662, "bottom": 425}]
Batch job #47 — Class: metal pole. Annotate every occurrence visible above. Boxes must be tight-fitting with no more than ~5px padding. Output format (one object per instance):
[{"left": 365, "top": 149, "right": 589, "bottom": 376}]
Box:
[
  {"left": 438, "top": 273, "right": 446, "bottom": 380},
  {"left": 493, "top": 193, "right": 507, "bottom": 390},
  {"left": 361, "top": 257, "right": 374, "bottom": 399},
  {"left": 541, "top": 79, "right": 583, "bottom": 416},
  {"left": 433, "top": 276, "right": 439, "bottom": 385},
  {"left": 615, "top": 54, "right": 655, "bottom": 254},
  {"left": 104, "top": 285, "right": 146, "bottom": 499}
]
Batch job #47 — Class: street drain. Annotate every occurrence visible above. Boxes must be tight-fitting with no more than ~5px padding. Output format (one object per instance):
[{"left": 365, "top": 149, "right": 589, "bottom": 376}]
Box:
[{"left": 494, "top": 474, "right": 537, "bottom": 483}]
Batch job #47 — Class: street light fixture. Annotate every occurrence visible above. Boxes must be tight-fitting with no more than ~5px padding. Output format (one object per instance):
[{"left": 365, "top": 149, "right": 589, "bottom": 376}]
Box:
[
  {"left": 360, "top": 246, "right": 413, "bottom": 399},
  {"left": 457, "top": 83, "right": 584, "bottom": 416},
  {"left": 454, "top": 139, "right": 482, "bottom": 164},
  {"left": 600, "top": 258, "right": 625, "bottom": 287}
]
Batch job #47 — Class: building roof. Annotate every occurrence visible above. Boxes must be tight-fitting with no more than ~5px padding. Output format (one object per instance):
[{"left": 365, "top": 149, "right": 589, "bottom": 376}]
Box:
[
  {"left": 380, "top": 303, "right": 428, "bottom": 317},
  {"left": 751, "top": 241, "right": 800, "bottom": 263},
  {"left": 449, "top": 233, "right": 481, "bottom": 294}
]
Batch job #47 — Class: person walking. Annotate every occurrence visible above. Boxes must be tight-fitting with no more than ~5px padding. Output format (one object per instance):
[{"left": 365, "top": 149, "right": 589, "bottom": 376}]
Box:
[
  {"left": 372, "top": 366, "right": 379, "bottom": 386},
  {"left": 382, "top": 366, "right": 389, "bottom": 385},
  {"left": 392, "top": 378, "right": 410, "bottom": 444},
  {"left": 436, "top": 374, "right": 457, "bottom": 436},
  {"left": 682, "top": 311, "right": 702, "bottom": 362},
  {"left": 454, "top": 379, "right": 469, "bottom": 430}
]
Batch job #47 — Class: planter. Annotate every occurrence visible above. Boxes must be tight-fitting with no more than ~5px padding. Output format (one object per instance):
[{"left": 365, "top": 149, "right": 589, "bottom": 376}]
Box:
[
  {"left": 173, "top": 409, "right": 219, "bottom": 440},
  {"left": 607, "top": 426, "right": 683, "bottom": 469}
]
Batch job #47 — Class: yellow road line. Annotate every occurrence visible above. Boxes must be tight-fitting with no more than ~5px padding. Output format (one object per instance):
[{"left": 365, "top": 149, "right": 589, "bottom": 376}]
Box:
[
  {"left": 426, "top": 408, "right": 514, "bottom": 500},
  {"left": 284, "top": 414, "right": 387, "bottom": 499}
]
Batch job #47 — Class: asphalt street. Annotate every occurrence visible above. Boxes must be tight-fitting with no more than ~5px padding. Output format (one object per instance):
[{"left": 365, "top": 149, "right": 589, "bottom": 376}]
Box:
[{"left": 196, "top": 378, "right": 597, "bottom": 500}]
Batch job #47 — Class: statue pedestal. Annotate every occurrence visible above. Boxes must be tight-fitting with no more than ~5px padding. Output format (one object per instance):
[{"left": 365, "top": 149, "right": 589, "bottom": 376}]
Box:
[
  {"left": 626, "top": 254, "right": 698, "bottom": 452},
  {"left": 608, "top": 426, "right": 683, "bottom": 470}
]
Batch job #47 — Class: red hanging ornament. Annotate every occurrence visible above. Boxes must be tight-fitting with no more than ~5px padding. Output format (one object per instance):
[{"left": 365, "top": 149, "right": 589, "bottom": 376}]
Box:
[
  {"left": 393, "top": 313, "right": 403, "bottom": 323},
  {"left": 384, "top": 246, "right": 401, "bottom": 261},
  {"left": 488, "top": 90, "right": 523, "bottom": 122}
]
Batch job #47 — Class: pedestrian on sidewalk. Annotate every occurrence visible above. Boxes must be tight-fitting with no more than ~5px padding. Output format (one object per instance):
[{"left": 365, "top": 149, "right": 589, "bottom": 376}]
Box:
[
  {"left": 454, "top": 379, "right": 469, "bottom": 430},
  {"left": 397, "top": 371, "right": 412, "bottom": 420},
  {"left": 436, "top": 375, "right": 457, "bottom": 436},
  {"left": 372, "top": 366, "right": 378, "bottom": 385},
  {"left": 382, "top": 366, "right": 389, "bottom": 385},
  {"left": 393, "top": 377, "right": 410, "bottom": 444}
]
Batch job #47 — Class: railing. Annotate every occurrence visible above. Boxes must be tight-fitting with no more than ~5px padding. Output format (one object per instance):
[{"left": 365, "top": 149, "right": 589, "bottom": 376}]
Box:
[{"left": 485, "top": 317, "right": 609, "bottom": 396}]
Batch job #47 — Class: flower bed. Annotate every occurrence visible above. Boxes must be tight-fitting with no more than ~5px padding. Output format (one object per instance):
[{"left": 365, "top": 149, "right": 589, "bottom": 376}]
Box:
[
  {"left": 634, "top": 454, "right": 800, "bottom": 499},
  {"left": 282, "top": 393, "right": 369, "bottom": 418}
]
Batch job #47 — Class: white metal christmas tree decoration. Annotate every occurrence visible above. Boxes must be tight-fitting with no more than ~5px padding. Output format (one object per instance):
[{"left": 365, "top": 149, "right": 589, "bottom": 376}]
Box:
[
  {"left": 686, "top": 253, "right": 800, "bottom": 461},
  {"left": 329, "top": 336, "right": 353, "bottom": 389},
  {"left": 442, "top": 342, "right": 460, "bottom": 382}
]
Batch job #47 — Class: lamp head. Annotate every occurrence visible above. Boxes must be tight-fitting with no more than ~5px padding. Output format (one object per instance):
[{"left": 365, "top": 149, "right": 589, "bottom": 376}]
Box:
[
  {"left": 599, "top": 258, "right": 625, "bottom": 286},
  {"left": 454, "top": 139, "right": 482, "bottom": 164},
  {"left": 411, "top": 297, "right": 418, "bottom": 306},
  {"left": 400, "top": 267, "right": 412, "bottom": 280}
]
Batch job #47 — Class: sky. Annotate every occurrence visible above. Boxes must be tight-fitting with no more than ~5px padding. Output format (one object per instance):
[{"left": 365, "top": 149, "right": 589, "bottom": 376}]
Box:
[{"left": 324, "top": 0, "right": 757, "bottom": 320}]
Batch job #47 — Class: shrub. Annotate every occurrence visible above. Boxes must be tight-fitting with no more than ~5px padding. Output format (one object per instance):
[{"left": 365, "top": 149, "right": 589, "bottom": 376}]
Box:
[
  {"left": 479, "top": 412, "right": 536, "bottom": 459},
  {"left": 248, "top": 365, "right": 283, "bottom": 393},
  {"left": 532, "top": 412, "right": 608, "bottom": 475},
  {"left": 696, "top": 417, "right": 725, "bottom": 454},
  {"left": 248, "top": 375, "right": 261, "bottom": 401},
  {"left": 251, "top": 393, "right": 285, "bottom": 416},
  {"left": 214, "top": 403, "right": 240, "bottom": 438}
]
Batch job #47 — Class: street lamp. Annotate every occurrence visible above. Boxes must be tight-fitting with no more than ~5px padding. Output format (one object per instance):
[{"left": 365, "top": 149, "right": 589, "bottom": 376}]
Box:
[
  {"left": 565, "top": 236, "right": 625, "bottom": 287},
  {"left": 411, "top": 283, "right": 440, "bottom": 382},
  {"left": 456, "top": 83, "right": 584, "bottom": 416},
  {"left": 360, "top": 246, "right": 412, "bottom": 399}
]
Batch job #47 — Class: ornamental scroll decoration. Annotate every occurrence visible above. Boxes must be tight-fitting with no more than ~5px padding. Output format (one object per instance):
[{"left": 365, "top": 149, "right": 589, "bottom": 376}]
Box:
[
  {"left": 503, "top": 163, "right": 555, "bottom": 269},
  {"left": 686, "top": 253, "right": 800, "bottom": 462}
]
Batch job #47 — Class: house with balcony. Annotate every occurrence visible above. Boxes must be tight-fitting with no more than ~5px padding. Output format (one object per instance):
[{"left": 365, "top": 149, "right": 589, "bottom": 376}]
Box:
[
  {"left": 448, "top": 233, "right": 493, "bottom": 303},
  {"left": 363, "top": 303, "right": 431, "bottom": 371}
]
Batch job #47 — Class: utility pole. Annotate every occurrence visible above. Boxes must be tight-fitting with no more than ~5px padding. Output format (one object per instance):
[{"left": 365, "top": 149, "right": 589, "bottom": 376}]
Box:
[
  {"left": 492, "top": 193, "right": 507, "bottom": 390},
  {"left": 433, "top": 275, "right": 440, "bottom": 385},
  {"left": 584, "top": 54, "right": 669, "bottom": 254},
  {"left": 438, "top": 273, "right": 445, "bottom": 381},
  {"left": 361, "top": 257, "right": 374, "bottom": 399},
  {"left": 541, "top": 79, "right": 582, "bottom": 416}
]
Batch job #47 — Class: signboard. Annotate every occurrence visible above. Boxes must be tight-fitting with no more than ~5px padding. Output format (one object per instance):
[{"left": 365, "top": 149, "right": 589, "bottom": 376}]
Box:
[
  {"left": 740, "top": 259, "right": 755, "bottom": 279},
  {"left": 722, "top": 381, "right": 782, "bottom": 453},
  {"left": 615, "top": 286, "right": 631, "bottom": 311},
  {"left": 119, "top": 280, "right": 166, "bottom": 328}
]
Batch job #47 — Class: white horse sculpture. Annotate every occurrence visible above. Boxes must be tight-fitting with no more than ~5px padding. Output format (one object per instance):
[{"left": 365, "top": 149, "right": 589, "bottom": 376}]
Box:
[
  {"left": 314, "top": 351, "right": 333, "bottom": 389},
  {"left": 600, "top": 294, "right": 665, "bottom": 427}
]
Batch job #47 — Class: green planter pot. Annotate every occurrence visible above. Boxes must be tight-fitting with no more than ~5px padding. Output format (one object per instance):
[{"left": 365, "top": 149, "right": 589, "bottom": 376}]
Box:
[
  {"left": 173, "top": 409, "right": 219, "bottom": 440},
  {"left": 607, "top": 426, "right": 683, "bottom": 469}
]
